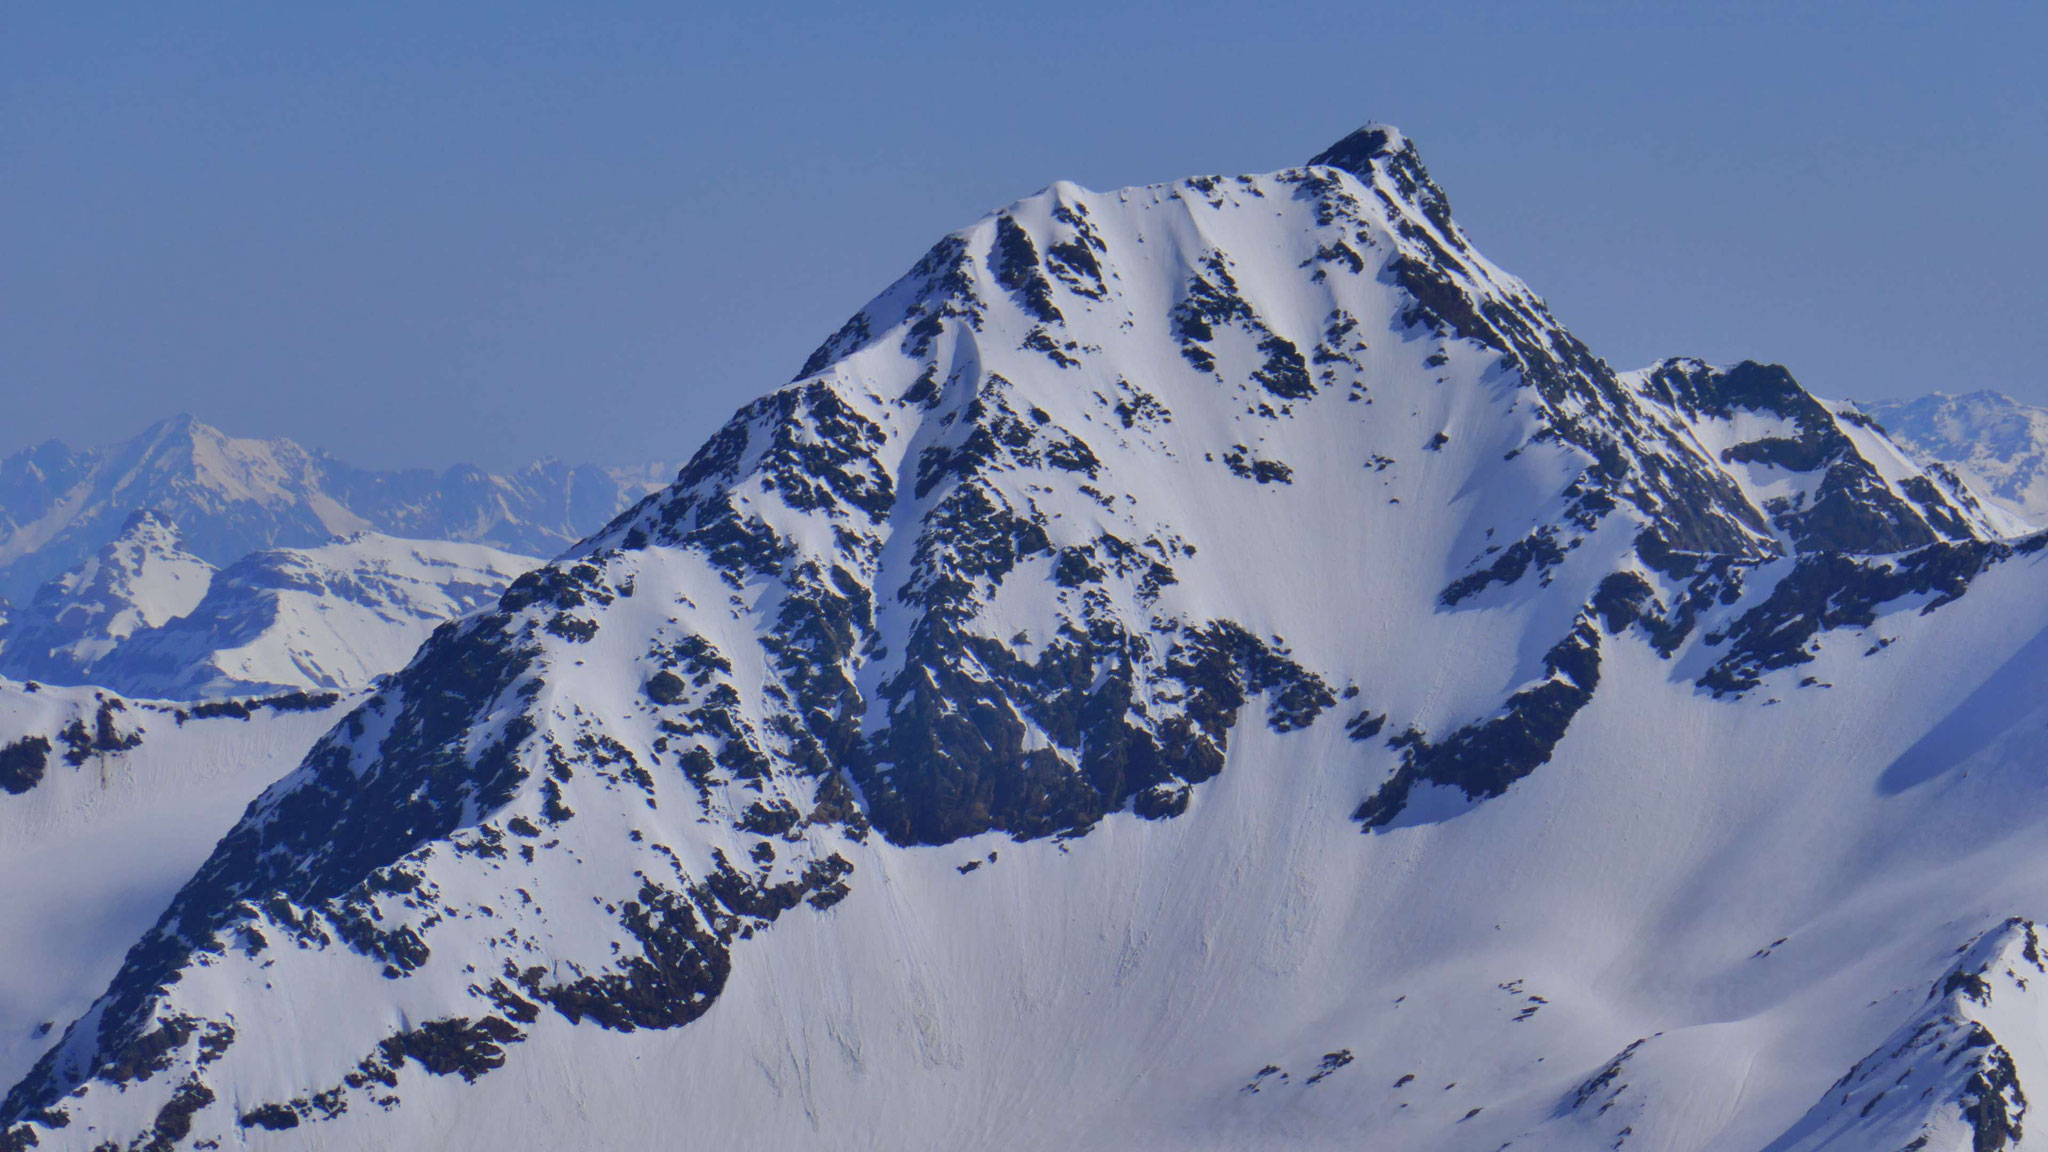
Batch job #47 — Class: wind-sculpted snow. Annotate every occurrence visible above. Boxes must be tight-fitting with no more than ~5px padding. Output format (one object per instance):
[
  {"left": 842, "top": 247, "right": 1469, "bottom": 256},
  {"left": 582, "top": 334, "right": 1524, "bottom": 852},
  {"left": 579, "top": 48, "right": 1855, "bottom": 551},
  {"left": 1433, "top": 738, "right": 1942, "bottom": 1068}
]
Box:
[{"left": 6, "top": 124, "right": 2046, "bottom": 1151}]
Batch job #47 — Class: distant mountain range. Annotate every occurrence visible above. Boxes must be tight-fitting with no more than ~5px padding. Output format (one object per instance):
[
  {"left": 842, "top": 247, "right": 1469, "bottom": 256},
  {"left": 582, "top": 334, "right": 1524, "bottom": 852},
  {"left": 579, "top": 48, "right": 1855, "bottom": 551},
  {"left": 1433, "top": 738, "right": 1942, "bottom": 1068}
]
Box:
[
  {"left": 1861, "top": 391, "right": 2048, "bottom": 527},
  {"left": 0, "top": 414, "right": 671, "bottom": 605},
  {"left": 0, "top": 510, "right": 539, "bottom": 698}
]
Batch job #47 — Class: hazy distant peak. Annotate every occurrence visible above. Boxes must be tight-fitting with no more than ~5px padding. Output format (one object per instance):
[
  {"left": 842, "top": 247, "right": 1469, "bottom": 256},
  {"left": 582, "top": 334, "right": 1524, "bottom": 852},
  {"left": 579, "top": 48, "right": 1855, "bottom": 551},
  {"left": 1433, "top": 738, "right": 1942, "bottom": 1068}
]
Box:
[
  {"left": 1860, "top": 390, "right": 2048, "bottom": 526},
  {"left": 0, "top": 419, "right": 679, "bottom": 603}
]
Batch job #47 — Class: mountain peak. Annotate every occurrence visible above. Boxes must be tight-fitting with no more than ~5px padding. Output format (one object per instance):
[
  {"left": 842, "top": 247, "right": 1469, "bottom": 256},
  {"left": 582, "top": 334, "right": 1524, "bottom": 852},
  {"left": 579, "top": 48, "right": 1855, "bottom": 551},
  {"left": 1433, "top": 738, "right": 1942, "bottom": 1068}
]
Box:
[
  {"left": 0, "top": 503, "right": 215, "bottom": 683},
  {"left": 1862, "top": 390, "right": 2048, "bottom": 527},
  {"left": 1303, "top": 121, "right": 1460, "bottom": 254},
  {"left": 0, "top": 420, "right": 679, "bottom": 603},
  {"left": 139, "top": 412, "right": 204, "bottom": 441},
  {"left": 1305, "top": 122, "right": 1411, "bottom": 175},
  {"left": 115, "top": 507, "right": 179, "bottom": 536}
]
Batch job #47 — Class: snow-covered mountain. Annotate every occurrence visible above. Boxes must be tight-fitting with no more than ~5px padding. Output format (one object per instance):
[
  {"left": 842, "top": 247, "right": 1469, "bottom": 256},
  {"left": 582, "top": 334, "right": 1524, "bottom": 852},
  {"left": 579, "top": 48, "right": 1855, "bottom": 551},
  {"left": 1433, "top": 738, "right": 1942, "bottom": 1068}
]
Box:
[
  {"left": 0, "top": 512, "right": 215, "bottom": 684},
  {"left": 10, "top": 124, "right": 2048, "bottom": 1151},
  {"left": 1862, "top": 391, "right": 2048, "bottom": 528},
  {"left": 0, "top": 521, "right": 541, "bottom": 700},
  {"left": 78, "top": 533, "right": 541, "bottom": 700},
  {"left": 0, "top": 414, "right": 668, "bottom": 605}
]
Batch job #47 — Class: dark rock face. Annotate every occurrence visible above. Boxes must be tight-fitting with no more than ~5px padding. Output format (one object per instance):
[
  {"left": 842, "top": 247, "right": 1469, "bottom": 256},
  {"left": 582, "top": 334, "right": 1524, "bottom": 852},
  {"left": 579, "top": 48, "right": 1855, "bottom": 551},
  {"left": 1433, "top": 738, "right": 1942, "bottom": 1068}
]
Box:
[
  {"left": 1356, "top": 615, "right": 1601, "bottom": 828},
  {"left": 0, "top": 736, "right": 50, "bottom": 796},
  {"left": 1959, "top": 1027, "right": 2026, "bottom": 1152},
  {"left": 1638, "top": 359, "right": 1975, "bottom": 555},
  {"left": 171, "top": 690, "right": 341, "bottom": 723},
  {"left": 992, "top": 215, "right": 1065, "bottom": 326},
  {"left": 868, "top": 611, "right": 1333, "bottom": 844},
  {"left": 1697, "top": 535, "right": 2048, "bottom": 696}
]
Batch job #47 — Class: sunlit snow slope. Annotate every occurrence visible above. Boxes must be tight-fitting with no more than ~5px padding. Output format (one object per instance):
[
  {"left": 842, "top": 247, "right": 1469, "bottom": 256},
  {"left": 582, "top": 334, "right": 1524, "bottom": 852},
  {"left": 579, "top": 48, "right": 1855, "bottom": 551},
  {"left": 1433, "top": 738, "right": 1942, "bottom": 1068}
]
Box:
[
  {"left": 1, "top": 527, "right": 541, "bottom": 701},
  {"left": 8, "top": 125, "right": 2048, "bottom": 1152}
]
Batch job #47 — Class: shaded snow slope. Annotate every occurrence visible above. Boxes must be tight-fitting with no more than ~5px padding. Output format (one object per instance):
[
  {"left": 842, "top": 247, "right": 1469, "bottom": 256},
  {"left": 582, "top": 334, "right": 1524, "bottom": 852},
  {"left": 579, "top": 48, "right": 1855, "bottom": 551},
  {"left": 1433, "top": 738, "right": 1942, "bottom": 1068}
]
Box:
[
  {"left": 1863, "top": 390, "right": 2048, "bottom": 530},
  {"left": 4, "top": 124, "right": 2044, "bottom": 1151},
  {"left": 82, "top": 533, "right": 540, "bottom": 700},
  {"left": 0, "top": 512, "right": 214, "bottom": 684},
  {"left": 0, "top": 415, "right": 669, "bottom": 604},
  {"left": 0, "top": 681, "right": 349, "bottom": 1092}
]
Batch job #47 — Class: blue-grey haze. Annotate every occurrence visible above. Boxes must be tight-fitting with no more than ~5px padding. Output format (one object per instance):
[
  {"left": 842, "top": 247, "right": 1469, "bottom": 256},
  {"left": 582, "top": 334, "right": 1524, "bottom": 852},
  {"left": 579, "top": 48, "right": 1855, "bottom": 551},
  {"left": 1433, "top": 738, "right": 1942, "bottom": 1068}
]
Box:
[{"left": 3, "top": 1, "right": 2043, "bottom": 470}]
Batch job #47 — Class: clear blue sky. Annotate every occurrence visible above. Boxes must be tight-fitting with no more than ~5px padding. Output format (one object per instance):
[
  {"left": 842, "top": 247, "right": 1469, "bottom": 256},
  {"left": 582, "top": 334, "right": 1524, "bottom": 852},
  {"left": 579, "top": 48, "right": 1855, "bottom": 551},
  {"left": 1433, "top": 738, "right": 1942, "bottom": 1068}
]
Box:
[{"left": 4, "top": 2, "right": 2043, "bottom": 470}]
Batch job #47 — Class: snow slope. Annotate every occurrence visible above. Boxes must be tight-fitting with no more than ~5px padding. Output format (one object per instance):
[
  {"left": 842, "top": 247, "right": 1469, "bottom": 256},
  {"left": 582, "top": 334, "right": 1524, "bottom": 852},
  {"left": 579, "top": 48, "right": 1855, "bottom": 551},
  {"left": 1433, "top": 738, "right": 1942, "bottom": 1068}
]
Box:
[
  {"left": 0, "top": 414, "right": 668, "bottom": 604},
  {"left": 1863, "top": 390, "right": 2048, "bottom": 529},
  {"left": 0, "top": 681, "right": 350, "bottom": 1093},
  {"left": 6, "top": 124, "right": 2048, "bottom": 1152},
  {"left": 0, "top": 512, "right": 214, "bottom": 684}
]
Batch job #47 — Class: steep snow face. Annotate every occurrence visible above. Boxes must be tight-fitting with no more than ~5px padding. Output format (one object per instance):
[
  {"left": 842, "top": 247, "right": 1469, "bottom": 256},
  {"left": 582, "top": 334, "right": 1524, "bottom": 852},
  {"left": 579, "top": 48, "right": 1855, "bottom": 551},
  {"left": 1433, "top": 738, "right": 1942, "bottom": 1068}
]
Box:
[
  {"left": 84, "top": 534, "right": 541, "bottom": 700},
  {"left": 3, "top": 124, "right": 2043, "bottom": 1152},
  {"left": 0, "top": 415, "right": 670, "bottom": 604},
  {"left": 1863, "top": 391, "right": 2048, "bottom": 529},
  {"left": 0, "top": 680, "right": 348, "bottom": 1091},
  {"left": 0, "top": 512, "right": 215, "bottom": 684}
]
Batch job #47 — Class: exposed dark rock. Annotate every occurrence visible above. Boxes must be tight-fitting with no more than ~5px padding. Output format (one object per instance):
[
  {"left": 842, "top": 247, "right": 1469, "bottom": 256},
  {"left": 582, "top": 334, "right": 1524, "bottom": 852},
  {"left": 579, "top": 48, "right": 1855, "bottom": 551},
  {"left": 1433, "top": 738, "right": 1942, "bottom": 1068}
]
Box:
[
  {"left": 174, "top": 690, "right": 342, "bottom": 724},
  {"left": 1222, "top": 446, "right": 1294, "bottom": 485},
  {"left": 1699, "top": 537, "right": 2043, "bottom": 695},
  {"left": 1442, "top": 530, "right": 1566, "bottom": 606},
  {"left": 644, "top": 671, "right": 688, "bottom": 705},
  {"left": 0, "top": 736, "right": 51, "bottom": 796},
  {"left": 1358, "top": 615, "right": 1601, "bottom": 828},
  {"left": 374, "top": 1016, "right": 523, "bottom": 1083},
  {"left": 57, "top": 699, "right": 142, "bottom": 767},
  {"left": 139, "top": 1076, "right": 214, "bottom": 1152},
  {"left": 238, "top": 1103, "right": 300, "bottom": 1131},
  {"left": 992, "top": 216, "right": 1063, "bottom": 326}
]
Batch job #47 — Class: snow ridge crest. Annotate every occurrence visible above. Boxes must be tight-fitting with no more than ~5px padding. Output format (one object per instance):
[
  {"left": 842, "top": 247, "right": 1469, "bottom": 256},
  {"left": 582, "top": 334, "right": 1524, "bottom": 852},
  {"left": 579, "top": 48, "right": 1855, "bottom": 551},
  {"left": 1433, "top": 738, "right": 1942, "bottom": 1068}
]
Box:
[{"left": 1765, "top": 918, "right": 2044, "bottom": 1152}]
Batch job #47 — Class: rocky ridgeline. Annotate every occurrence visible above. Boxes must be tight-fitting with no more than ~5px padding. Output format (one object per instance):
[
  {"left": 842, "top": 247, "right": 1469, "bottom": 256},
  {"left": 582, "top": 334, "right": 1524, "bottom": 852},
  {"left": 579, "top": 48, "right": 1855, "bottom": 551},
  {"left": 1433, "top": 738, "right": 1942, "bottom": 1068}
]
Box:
[{"left": 1764, "top": 918, "right": 2041, "bottom": 1151}]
